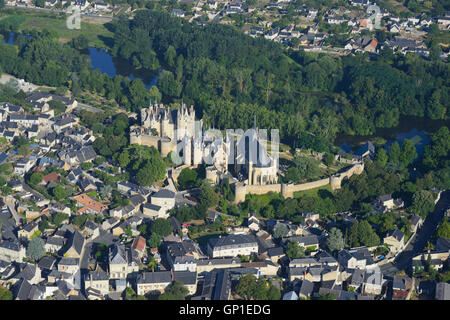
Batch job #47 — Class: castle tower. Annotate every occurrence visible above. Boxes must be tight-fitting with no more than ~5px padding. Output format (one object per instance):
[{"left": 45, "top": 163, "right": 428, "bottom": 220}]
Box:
[
  {"left": 183, "top": 136, "right": 192, "bottom": 166},
  {"left": 193, "top": 137, "right": 203, "bottom": 165}
]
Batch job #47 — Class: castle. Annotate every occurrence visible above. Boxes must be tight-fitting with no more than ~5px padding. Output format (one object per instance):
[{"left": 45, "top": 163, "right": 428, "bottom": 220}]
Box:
[
  {"left": 130, "top": 102, "right": 279, "bottom": 188},
  {"left": 130, "top": 102, "right": 364, "bottom": 203},
  {"left": 130, "top": 102, "right": 202, "bottom": 157}
]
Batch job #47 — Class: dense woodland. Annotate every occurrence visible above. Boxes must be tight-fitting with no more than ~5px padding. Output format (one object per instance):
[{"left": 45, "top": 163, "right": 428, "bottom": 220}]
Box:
[
  {"left": 0, "top": 10, "right": 448, "bottom": 151},
  {"left": 110, "top": 11, "right": 449, "bottom": 147}
]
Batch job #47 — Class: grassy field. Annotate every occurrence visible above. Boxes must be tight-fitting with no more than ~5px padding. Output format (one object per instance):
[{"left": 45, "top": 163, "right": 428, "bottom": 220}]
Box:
[
  {"left": 293, "top": 184, "right": 333, "bottom": 198},
  {"left": 0, "top": 9, "right": 113, "bottom": 48},
  {"left": 434, "top": 31, "right": 450, "bottom": 47}
]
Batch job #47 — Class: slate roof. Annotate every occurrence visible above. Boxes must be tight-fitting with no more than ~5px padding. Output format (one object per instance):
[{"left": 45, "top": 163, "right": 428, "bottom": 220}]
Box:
[
  {"left": 86, "top": 269, "right": 109, "bottom": 281},
  {"left": 152, "top": 189, "right": 175, "bottom": 199},
  {"left": 173, "top": 271, "right": 197, "bottom": 285},
  {"left": 58, "top": 257, "right": 80, "bottom": 266},
  {"left": 283, "top": 291, "right": 298, "bottom": 300},
  {"left": 67, "top": 230, "right": 85, "bottom": 255},
  {"left": 386, "top": 229, "right": 405, "bottom": 242},
  {"left": 267, "top": 246, "right": 284, "bottom": 257},
  {"left": 109, "top": 245, "right": 128, "bottom": 265},
  {"left": 38, "top": 256, "right": 56, "bottom": 270},
  {"left": 136, "top": 271, "right": 172, "bottom": 284},
  {"left": 208, "top": 234, "right": 257, "bottom": 249}
]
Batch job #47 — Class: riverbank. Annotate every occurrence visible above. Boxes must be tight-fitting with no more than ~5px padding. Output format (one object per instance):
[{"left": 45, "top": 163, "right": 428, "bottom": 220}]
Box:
[{"left": 335, "top": 115, "right": 450, "bottom": 154}]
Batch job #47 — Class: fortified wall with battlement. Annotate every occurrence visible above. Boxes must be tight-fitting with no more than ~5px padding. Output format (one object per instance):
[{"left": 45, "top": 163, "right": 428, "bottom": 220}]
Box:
[{"left": 233, "top": 162, "right": 364, "bottom": 203}]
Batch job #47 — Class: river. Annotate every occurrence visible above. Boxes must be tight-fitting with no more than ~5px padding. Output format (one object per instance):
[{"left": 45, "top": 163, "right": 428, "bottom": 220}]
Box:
[
  {"left": 335, "top": 116, "right": 450, "bottom": 155},
  {"left": 88, "top": 47, "right": 161, "bottom": 89}
]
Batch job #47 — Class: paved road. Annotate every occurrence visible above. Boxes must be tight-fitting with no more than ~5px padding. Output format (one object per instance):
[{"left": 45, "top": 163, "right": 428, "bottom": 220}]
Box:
[
  {"left": 75, "top": 103, "right": 103, "bottom": 114},
  {"left": 380, "top": 190, "right": 450, "bottom": 277},
  {"left": 4, "top": 198, "right": 21, "bottom": 226}
]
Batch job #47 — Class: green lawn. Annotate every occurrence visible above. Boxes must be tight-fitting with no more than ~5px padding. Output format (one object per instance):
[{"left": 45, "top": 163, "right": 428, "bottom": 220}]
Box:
[
  {"left": 293, "top": 184, "right": 333, "bottom": 198},
  {"left": 1, "top": 9, "right": 113, "bottom": 48}
]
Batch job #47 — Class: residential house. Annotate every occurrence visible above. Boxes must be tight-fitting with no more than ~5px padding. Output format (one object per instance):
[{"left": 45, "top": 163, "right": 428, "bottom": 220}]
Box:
[
  {"left": 136, "top": 271, "right": 172, "bottom": 296},
  {"left": 108, "top": 244, "right": 139, "bottom": 279},
  {"left": 362, "top": 269, "right": 383, "bottom": 296},
  {"left": 207, "top": 234, "right": 258, "bottom": 258},
  {"left": 63, "top": 230, "right": 85, "bottom": 259},
  {"left": 73, "top": 193, "right": 107, "bottom": 215},
  {"left": 42, "top": 172, "right": 60, "bottom": 186},
  {"left": 410, "top": 215, "right": 423, "bottom": 233},
  {"left": 0, "top": 239, "right": 26, "bottom": 263},
  {"left": 173, "top": 271, "right": 197, "bottom": 295},
  {"left": 283, "top": 291, "right": 299, "bottom": 300},
  {"left": 150, "top": 189, "right": 176, "bottom": 216},
  {"left": 84, "top": 269, "right": 109, "bottom": 295},
  {"left": 84, "top": 221, "right": 100, "bottom": 239},
  {"left": 57, "top": 258, "right": 80, "bottom": 275},
  {"left": 298, "top": 279, "right": 314, "bottom": 299},
  {"left": 392, "top": 275, "right": 412, "bottom": 300},
  {"left": 17, "top": 221, "right": 39, "bottom": 240},
  {"left": 165, "top": 241, "right": 197, "bottom": 272},
  {"left": 384, "top": 229, "right": 405, "bottom": 254},
  {"left": 45, "top": 237, "right": 65, "bottom": 254},
  {"left": 131, "top": 236, "right": 147, "bottom": 259},
  {"left": 196, "top": 257, "right": 241, "bottom": 273},
  {"left": 191, "top": 269, "right": 231, "bottom": 300}
]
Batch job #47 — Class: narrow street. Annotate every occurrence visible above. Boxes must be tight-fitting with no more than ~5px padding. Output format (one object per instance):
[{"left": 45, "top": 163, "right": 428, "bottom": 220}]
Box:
[{"left": 380, "top": 190, "right": 450, "bottom": 277}]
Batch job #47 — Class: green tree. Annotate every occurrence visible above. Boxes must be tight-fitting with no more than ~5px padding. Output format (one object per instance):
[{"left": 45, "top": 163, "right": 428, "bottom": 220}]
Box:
[
  {"left": 100, "top": 184, "right": 113, "bottom": 199},
  {"left": 52, "top": 212, "right": 69, "bottom": 227},
  {"left": 388, "top": 142, "right": 401, "bottom": 164},
  {"left": 48, "top": 100, "right": 66, "bottom": 116},
  {"left": 149, "top": 85, "right": 162, "bottom": 103},
  {"left": 326, "top": 227, "right": 344, "bottom": 252},
  {"left": 94, "top": 156, "right": 106, "bottom": 166},
  {"left": 52, "top": 186, "right": 67, "bottom": 201},
  {"left": 0, "top": 287, "right": 12, "bottom": 300},
  {"left": 34, "top": 0, "right": 45, "bottom": 7},
  {"left": 267, "top": 285, "right": 281, "bottom": 300},
  {"left": 150, "top": 218, "right": 173, "bottom": 237},
  {"left": 273, "top": 224, "right": 288, "bottom": 239},
  {"left": 410, "top": 190, "right": 435, "bottom": 218},
  {"left": 164, "top": 46, "right": 177, "bottom": 68},
  {"left": 159, "top": 281, "right": 189, "bottom": 300},
  {"left": 29, "top": 172, "right": 43, "bottom": 185},
  {"left": 399, "top": 139, "right": 417, "bottom": 167},
  {"left": 427, "top": 89, "right": 446, "bottom": 120},
  {"left": 147, "top": 233, "right": 162, "bottom": 248},
  {"left": 198, "top": 182, "right": 219, "bottom": 208},
  {"left": 81, "top": 162, "right": 93, "bottom": 171},
  {"left": 286, "top": 241, "right": 305, "bottom": 259},
  {"left": 323, "top": 153, "right": 334, "bottom": 166},
  {"left": 437, "top": 217, "right": 450, "bottom": 239},
  {"left": 235, "top": 273, "right": 257, "bottom": 300},
  {"left": 349, "top": 220, "right": 380, "bottom": 247},
  {"left": 26, "top": 237, "right": 45, "bottom": 261},
  {"left": 374, "top": 148, "right": 388, "bottom": 167},
  {"left": 177, "top": 168, "right": 198, "bottom": 190}
]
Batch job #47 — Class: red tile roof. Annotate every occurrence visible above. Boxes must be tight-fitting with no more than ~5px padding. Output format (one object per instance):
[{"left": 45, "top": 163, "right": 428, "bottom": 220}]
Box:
[
  {"left": 73, "top": 193, "right": 107, "bottom": 214},
  {"left": 132, "top": 236, "right": 146, "bottom": 252},
  {"left": 43, "top": 172, "right": 60, "bottom": 184}
]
